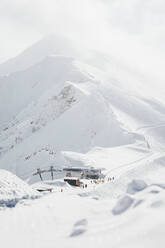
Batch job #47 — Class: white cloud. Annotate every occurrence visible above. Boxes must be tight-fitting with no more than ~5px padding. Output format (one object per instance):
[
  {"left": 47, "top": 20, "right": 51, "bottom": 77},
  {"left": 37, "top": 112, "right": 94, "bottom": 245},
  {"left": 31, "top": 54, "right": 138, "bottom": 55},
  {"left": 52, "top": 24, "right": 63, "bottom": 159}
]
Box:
[
  {"left": 0, "top": 0, "right": 165, "bottom": 81},
  {"left": 0, "top": 0, "right": 106, "bottom": 62}
]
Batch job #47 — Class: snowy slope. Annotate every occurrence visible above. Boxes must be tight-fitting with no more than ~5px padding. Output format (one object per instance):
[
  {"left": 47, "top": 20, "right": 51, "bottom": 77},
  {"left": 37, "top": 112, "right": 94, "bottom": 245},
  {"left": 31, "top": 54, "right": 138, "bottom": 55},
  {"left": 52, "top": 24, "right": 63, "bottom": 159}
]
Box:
[
  {"left": 0, "top": 169, "right": 39, "bottom": 207},
  {"left": 0, "top": 167, "right": 164, "bottom": 248},
  {"left": 0, "top": 35, "right": 81, "bottom": 76},
  {"left": 1, "top": 40, "right": 165, "bottom": 180},
  {"left": 0, "top": 55, "right": 88, "bottom": 129},
  {"left": 0, "top": 33, "right": 165, "bottom": 248},
  {"left": 0, "top": 78, "right": 137, "bottom": 178}
]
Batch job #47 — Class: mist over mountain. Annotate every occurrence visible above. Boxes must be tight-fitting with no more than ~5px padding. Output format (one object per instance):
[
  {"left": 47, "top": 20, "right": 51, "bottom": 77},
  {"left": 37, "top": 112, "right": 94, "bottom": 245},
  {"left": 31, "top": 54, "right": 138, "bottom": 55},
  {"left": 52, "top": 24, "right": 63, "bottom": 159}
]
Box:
[{"left": 0, "top": 1, "right": 165, "bottom": 246}]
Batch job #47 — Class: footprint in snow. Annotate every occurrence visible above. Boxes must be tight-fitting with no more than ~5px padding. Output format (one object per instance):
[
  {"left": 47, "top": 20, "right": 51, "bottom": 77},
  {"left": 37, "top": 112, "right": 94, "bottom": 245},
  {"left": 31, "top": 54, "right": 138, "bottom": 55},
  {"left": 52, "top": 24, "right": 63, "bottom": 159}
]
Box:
[
  {"left": 70, "top": 229, "right": 86, "bottom": 237},
  {"left": 150, "top": 200, "right": 163, "bottom": 208},
  {"left": 149, "top": 190, "right": 160, "bottom": 194},
  {"left": 70, "top": 219, "right": 88, "bottom": 238},
  {"left": 112, "top": 195, "right": 134, "bottom": 215},
  {"left": 133, "top": 199, "right": 144, "bottom": 208},
  {"left": 74, "top": 218, "right": 88, "bottom": 227},
  {"left": 127, "top": 179, "right": 148, "bottom": 195}
]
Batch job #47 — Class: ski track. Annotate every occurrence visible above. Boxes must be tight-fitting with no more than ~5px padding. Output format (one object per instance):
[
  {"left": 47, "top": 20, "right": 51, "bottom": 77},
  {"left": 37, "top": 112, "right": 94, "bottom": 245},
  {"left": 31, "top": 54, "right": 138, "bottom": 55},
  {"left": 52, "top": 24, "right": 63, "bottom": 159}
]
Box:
[{"left": 105, "top": 151, "right": 155, "bottom": 177}]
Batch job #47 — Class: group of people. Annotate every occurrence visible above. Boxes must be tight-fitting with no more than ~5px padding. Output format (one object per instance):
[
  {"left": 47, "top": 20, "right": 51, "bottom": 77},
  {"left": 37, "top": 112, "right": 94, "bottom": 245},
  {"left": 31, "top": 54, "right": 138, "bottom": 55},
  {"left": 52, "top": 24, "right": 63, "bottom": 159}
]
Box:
[
  {"left": 107, "top": 176, "right": 115, "bottom": 182},
  {"left": 82, "top": 184, "right": 88, "bottom": 188}
]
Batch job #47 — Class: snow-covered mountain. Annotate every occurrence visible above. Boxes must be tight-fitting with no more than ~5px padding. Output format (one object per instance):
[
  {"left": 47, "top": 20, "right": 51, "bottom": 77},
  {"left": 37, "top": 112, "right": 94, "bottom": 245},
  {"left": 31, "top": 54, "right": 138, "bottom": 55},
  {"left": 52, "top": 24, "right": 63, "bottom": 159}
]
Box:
[
  {"left": 0, "top": 35, "right": 81, "bottom": 76},
  {"left": 0, "top": 34, "right": 165, "bottom": 247},
  {"left": 1, "top": 35, "right": 165, "bottom": 180}
]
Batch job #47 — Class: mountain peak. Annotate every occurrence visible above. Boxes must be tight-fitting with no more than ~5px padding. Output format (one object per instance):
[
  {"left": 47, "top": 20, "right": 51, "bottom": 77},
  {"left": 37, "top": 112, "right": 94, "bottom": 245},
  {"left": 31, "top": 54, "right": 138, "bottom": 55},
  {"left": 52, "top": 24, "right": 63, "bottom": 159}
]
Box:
[{"left": 0, "top": 34, "right": 78, "bottom": 76}]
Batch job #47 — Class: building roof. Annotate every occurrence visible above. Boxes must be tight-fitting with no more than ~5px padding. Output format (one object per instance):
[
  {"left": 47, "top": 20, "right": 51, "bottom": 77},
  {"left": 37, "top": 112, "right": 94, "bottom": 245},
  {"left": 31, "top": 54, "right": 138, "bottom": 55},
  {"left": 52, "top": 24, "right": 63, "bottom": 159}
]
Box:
[
  {"left": 63, "top": 168, "right": 84, "bottom": 172},
  {"left": 64, "top": 177, "right": 80, "bottom": 180},
  {"left": 63, "top": 167, "right": 101, "bottom": 173}
]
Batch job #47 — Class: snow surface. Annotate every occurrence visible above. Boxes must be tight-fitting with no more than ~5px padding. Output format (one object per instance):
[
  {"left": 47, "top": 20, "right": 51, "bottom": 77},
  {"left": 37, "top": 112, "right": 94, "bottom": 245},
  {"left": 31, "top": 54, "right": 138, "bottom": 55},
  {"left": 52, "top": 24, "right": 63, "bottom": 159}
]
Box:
[
  {"left": 0, "top": 32, "right": 165, "bottom": 247},
  {"left": 0, "top": 169, "right": 39, "bottom": 208},
  {"left": 0, "top": 176, "right": 164, "bottom": 248}
]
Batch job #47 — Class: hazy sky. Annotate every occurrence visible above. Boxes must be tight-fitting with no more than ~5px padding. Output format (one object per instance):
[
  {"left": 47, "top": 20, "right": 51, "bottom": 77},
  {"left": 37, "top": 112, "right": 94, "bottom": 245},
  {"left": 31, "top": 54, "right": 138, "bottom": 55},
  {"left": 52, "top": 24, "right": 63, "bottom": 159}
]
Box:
[
  {"left": 0, "top": 0, "right": 165, "bottom": 79},
  {"left": 0, "top": 0, "right": 106, "bottom": 62}
]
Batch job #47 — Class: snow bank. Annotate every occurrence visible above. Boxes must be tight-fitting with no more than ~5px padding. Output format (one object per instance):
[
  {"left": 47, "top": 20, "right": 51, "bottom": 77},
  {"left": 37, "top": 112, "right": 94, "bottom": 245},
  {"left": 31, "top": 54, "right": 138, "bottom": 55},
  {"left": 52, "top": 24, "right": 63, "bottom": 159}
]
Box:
[{"left": 0, "top": 170, "right": 39, "bottom": 207}]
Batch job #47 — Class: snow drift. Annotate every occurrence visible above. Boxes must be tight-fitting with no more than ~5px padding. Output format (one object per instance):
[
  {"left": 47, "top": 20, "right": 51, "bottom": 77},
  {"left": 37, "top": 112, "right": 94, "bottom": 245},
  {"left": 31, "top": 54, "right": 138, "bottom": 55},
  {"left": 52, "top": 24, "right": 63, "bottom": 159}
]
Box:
[{"left": 0, "top": 169, "right": 39, "bottom": 207}]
